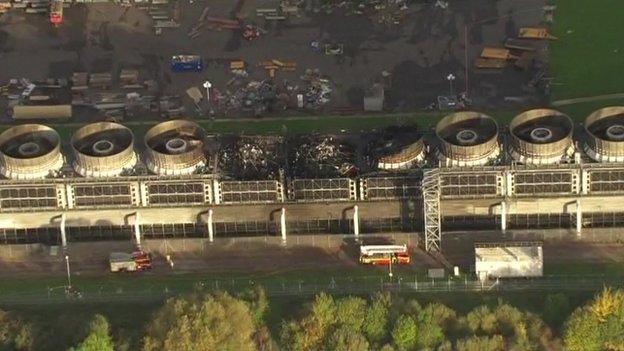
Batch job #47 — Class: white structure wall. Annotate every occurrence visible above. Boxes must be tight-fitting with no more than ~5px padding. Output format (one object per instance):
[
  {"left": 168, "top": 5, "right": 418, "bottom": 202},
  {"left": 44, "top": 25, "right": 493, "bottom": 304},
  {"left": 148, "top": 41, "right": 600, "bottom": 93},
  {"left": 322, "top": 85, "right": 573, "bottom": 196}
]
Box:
[{"left": 475, "top": 244, "right": 543, "bottom": 280}]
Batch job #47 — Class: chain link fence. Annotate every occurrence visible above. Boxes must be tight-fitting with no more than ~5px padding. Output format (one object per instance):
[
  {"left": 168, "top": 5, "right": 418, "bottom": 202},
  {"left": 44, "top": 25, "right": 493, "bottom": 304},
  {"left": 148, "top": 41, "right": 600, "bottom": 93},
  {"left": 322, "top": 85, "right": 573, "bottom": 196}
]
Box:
[{"left": 0, "top": 274, "right": 622, "bottom": 305}]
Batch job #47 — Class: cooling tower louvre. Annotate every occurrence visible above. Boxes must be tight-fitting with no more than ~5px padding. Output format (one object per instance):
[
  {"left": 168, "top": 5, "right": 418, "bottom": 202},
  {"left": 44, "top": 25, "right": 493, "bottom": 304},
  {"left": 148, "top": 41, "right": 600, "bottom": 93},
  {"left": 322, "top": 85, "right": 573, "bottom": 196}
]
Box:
[
  {"left": 144, "top": 120, "right": 207, "bottom": 175},
  {"left": 584, "top": 106, "right": 624, "bottom": 163},
  {"left": 71, "top": 122, "right": 137, "bottom": 177},
  {"left": 509, "top": 109, "right": 574, "bottom": 165},
  {"left": 435, "top": 111, "right": 500, "bottom": 167},
  {"left": 0, "top": 124, "right": 63, "bottom": 179}
]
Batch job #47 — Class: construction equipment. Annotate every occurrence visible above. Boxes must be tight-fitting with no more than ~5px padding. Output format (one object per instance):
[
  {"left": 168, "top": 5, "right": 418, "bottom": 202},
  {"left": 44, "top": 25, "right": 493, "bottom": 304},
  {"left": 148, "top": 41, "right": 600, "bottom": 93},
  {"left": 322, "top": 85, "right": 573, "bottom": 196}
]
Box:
[
  {"left": 49, "top": 0, "right": 63, "bottom": 26},
  {"left": 170, "top": 55, "right": 203, "bottom": 73},
  {"left": 324, "top": 44, "right": 344, "bottom": 55},
  {"left": 475, "top": 58, "right": 508, "bottom": 69},
  {"left": 242, "top": 25, "right": 264, "bottom": 41},
  {"left": 504, "top": 38, "right": 536, "bottom": 51},
  {"left": 109, "top": 251, "right": 152, "bottom": 273},
  {"left": 259, "top": 59, "right": 297, "bottom": 78},
  {"left": 518, "top": 27, "right": 558, "bottom": 40},
  {"left": 230, "top": 60, "right": 245, "bottom": 71},
  {"left": 480, "top": 47, "right": 520, "bottom": 60}
]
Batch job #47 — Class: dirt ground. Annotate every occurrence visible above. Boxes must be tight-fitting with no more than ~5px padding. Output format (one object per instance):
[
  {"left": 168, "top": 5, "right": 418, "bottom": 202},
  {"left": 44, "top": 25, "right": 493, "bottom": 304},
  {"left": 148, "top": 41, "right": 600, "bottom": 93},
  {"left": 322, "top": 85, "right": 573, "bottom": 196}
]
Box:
[{"left": 0, "top": 0, "right": 547, "bottom": 121}]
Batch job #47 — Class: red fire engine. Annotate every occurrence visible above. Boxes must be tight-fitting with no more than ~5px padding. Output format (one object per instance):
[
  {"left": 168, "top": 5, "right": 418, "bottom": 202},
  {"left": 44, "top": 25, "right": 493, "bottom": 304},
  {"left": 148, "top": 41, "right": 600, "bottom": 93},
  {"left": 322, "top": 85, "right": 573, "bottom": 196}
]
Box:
[{"left": 359, "top": 244, "right": 411, "bottom": 265}]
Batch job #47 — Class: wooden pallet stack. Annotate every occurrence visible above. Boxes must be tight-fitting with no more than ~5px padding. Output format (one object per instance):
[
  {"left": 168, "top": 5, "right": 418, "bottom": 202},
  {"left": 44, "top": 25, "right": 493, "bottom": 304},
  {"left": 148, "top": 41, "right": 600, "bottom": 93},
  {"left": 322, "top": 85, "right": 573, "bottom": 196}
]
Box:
[
  {"left": 89, "top": 73, "right": 112, "bottom": 90},
  {"left": 71, "top": 72, "right": 88, "bottom": 91}
]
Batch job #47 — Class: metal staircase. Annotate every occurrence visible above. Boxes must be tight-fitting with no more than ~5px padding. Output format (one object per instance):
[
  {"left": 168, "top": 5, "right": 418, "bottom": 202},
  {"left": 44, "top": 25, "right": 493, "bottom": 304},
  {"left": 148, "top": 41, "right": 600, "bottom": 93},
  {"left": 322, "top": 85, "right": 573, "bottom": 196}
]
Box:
[{"left": 422, "top": 169, "right": 442, "bottom": 252}]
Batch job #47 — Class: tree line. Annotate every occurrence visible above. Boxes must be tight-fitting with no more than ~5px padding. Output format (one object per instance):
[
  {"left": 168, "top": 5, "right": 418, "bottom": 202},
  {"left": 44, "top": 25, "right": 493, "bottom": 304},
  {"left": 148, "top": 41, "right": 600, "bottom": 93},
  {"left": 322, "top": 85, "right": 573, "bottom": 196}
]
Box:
[{"left": 1, "top": 287, "right": 624, "bottom": 350}]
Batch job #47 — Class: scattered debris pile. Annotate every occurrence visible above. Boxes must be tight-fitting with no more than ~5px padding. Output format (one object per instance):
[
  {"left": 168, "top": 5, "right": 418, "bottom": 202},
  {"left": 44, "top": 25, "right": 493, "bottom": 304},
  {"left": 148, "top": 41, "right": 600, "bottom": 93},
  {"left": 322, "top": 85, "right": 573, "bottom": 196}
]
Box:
[
  {"left": 218, "top": 136, "right": 284, "bottom": 180},
  {"left": 290, "top": 135, "right": 357, "bottom": 178},
  {"left": 212, "top": 67, "right": 331, "bottom": 116},
  {"left": 216, "top": 80, "right": 284, "bottom": 116},
  {"left": 316, "top": 0, "right": 409, "bottom": 26},
  {"left": 300, "top": 69, "right": 332, "bottom": 110}
]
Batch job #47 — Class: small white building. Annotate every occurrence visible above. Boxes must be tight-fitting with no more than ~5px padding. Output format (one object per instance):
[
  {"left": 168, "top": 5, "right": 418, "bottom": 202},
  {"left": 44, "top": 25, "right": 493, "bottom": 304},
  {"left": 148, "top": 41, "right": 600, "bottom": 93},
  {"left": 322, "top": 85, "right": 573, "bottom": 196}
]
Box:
[{"left": 475, "top": 242, "right": 543, "bottom": 281}]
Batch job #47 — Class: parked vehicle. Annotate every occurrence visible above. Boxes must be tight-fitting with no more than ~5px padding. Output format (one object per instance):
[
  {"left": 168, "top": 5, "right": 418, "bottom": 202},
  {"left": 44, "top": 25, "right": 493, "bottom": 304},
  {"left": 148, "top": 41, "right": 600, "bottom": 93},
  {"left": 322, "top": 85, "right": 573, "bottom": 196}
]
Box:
[
  {"left": 359, "top": 244, "right": 411, "bottom": 265},
  {"left": 49, "top": 0, "right": 63, "bottom": 25},
  {"left": 170, "top": 55, "right": 203, "bottom": 73},
  {"left": 109, "top": 251, "right": 152, "bottom": 272}
]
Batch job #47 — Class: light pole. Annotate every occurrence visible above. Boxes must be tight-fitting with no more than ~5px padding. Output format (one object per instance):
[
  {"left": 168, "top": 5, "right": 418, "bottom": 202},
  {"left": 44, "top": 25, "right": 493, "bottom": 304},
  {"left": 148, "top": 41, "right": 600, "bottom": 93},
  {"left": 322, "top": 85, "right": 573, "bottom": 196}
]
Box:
[
  {"left": 446, "top": 73, "right": 456, "bottom": 96},
  {"left": 203, "top": 80, "right": 212, "bottom": 102},
  {"left": 65, "top": 254, "right": 72, "bottom": 290}
]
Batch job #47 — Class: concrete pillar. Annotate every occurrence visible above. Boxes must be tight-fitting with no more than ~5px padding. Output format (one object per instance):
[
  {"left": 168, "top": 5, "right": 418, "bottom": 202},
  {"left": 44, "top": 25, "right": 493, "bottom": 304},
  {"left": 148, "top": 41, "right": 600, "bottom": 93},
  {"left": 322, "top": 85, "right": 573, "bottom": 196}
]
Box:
[
  {"left": 280, "top": 208, "right": 287, "bottom": 243},
  {"left": 60, "top": 213, "right": 67, "bottom": 247},
  {"left": 500, "top": 201, "right": 507, "bottom": 232},
  {"left": 134, "top": 212, "right": 141, "bottom": 247},
  {"left": 65, "top": 184, "right": 75, "bottom": 209},
  {"left": 505, "top": 171, "right": 514, "bottom": 197},
  {"left": 353, "top": 205, "right": 360, "bottom": 237},
  {"left": 212, "top": 179, "right": 221, "bottom": 204},
  {"left": 139, "top": 181, "right": 149, "bottom": 206},
  {"left": 207, "top": 209, "right": 214, "bottom": 243},
  {"left": 576, "top": 200, "right": 582, "bottom": 236},
  {"left": 581, "top": 170, "right": 589, "bottom": 195}
]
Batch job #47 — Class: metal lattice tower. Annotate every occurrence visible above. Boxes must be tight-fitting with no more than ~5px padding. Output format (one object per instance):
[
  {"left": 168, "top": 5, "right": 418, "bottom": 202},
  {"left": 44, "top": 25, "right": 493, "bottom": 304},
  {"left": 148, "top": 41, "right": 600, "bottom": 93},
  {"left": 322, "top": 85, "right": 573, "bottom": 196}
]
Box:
[{"left": 422, "top": 169, "right": 442, "bottom": 252}]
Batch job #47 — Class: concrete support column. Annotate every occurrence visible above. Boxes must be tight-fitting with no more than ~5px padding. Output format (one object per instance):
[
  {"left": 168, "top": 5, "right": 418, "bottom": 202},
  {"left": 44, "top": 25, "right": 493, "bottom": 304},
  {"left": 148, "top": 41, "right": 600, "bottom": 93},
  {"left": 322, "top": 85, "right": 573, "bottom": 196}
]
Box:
[
  {"left": 581, "top": 170, "right": 589, "bottom": 195},
  {"left": 280, "top": 208, "right": 287, "bottom": 244},
  {"left": 500, "top": 201, "right": 507, "bottom": 232},
  {"left": 207, "top": 209, "right": 214, "bottom": 243},
  {"left": 212, "top": 179, "right": 221, "bottom": 204},
  {"left": 65, "top": 184, "right": 75, "bottom": 209},
  {"left": 139, "top": 181, "right": 149, "bottom": 206},
  {"left": 576, "top": 200, "right": 582, "bottom": 236},
  {"left": 353, "top": 205, "right": 360, "bottom": 238},
  {"left": 134, "top": 212, "right": 141, "bottom": 247},
  {"left": 505, "top": 171, "right": 514, "bottom": 197},
  {"left": 60, "top": 213, "right": 67, "bottom": 248}
]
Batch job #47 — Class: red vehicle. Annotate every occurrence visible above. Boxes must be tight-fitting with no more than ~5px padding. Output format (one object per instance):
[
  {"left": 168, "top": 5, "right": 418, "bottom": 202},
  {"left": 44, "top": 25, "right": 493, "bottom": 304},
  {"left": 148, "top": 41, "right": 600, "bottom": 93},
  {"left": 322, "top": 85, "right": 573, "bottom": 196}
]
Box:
[
  {"left": 132, "top": 251, "right": 153, "bottom": 271},
  {"left": 359, "top": 244, "right": 411, "bottom": 265},
  {"left": 49, "top": 0, "right": 63, "bottom": 25}
]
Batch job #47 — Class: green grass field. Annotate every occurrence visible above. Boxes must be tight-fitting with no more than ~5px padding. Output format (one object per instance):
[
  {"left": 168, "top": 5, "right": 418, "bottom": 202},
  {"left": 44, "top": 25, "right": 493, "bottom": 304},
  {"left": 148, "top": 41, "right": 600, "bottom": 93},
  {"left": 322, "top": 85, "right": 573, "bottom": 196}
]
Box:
[
  {"left": 550, "top": 0, "right": 624, "bottom": 100},
  {"left": 0, "top": 103, "right": 603, "bottom": 140}
]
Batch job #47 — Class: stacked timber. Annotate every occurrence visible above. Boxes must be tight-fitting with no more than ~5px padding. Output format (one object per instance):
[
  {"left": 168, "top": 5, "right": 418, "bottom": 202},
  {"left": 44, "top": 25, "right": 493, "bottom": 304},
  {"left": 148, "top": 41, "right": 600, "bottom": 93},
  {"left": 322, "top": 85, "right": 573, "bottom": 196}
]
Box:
[{"left": 89, "top": 73, "right": 112, "bottom": 90}]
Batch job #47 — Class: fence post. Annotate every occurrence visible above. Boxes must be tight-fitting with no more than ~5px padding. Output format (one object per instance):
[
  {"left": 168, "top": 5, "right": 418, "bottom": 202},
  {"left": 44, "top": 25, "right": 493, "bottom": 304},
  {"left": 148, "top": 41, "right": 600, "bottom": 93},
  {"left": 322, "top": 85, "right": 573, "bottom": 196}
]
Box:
[{"left": 415, "top": 276, "right": 418, "bottom": 290}]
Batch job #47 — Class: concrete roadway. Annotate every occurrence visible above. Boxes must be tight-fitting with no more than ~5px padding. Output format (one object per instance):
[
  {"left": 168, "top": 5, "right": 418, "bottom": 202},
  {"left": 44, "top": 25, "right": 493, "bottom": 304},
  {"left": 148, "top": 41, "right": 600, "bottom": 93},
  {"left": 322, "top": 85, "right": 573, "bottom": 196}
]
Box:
[{"left": 2, "top": 194, "right": 624, "bottom": 229}]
